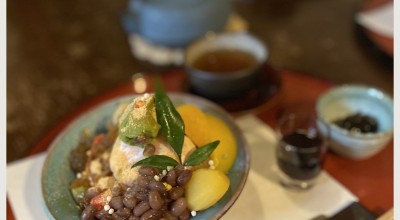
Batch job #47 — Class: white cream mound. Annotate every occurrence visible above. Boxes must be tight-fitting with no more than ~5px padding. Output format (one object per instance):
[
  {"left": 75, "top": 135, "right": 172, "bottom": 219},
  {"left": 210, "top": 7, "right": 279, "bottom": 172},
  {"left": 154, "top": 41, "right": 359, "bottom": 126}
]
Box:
[{"left": 110, "top": 135, "right": 196, "bottom": 186}]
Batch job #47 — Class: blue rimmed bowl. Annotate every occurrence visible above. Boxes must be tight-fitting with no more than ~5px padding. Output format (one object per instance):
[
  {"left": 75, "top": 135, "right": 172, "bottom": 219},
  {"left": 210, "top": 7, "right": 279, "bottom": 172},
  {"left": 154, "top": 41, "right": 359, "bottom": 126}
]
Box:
[
  {"left": 316, "top": 85, "right": 393, "bottom": 160},
  {"left": 41, "top": 93, "right": 250, "bottom": 219}
]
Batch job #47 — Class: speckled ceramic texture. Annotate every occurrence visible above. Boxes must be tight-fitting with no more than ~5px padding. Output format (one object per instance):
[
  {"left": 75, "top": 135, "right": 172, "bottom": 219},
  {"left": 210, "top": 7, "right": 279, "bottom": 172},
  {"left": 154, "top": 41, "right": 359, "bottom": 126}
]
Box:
[
  {"left": 42, "top": 93, "right": 250, "bottom": 220},
  {"left": 316, "top": 85, "right": 393, "bottom": 159}
]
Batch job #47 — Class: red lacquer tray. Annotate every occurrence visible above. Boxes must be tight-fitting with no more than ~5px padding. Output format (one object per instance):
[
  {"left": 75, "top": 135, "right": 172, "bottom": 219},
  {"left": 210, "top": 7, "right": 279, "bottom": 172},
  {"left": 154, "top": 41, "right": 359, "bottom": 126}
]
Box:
[{"left": 7, "top": 68, "right": 393, "bottom": 219}]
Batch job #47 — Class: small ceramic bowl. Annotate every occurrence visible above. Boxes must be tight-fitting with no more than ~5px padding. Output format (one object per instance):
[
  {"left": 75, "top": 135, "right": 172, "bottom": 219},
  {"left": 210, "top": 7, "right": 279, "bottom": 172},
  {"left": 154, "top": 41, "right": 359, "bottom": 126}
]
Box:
[
  {"left": 42, "top": 93, "right": 250, "bottom": 220},
  {"left": 184, "top": 32, "right": 268, "bottom": 100},
  {"left": 316, "top": 85, "right": 393, "bottom": 160}
]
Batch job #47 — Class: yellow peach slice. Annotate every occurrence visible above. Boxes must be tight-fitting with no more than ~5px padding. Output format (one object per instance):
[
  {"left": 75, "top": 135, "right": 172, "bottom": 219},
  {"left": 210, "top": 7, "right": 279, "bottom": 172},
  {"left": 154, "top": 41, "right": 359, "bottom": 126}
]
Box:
[
  {"left": 177, "top": 104, "right": 210, "bottom": 147},
  {"left": 206, "top": 114, "right": 237, "bottom": 173},
  {"left": 185, "top": 168, "right": 230, "bottom": 211}
]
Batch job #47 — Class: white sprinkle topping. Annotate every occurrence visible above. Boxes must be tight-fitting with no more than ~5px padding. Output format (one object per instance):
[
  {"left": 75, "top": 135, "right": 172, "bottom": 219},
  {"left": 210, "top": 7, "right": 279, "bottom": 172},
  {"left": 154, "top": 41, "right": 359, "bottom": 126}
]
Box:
[
  {"left": 144, "top": 93, "right": 149, "bottom": 99},
  {"left": 106, "top": 196, "right": 112, "bottom": 202},
  {"left": 208, "top": 160, "right": 215, "bottom": 166},
  {"left": 167, "top": 166, "right": 173, "bottom": 171},
  {"left": 162, "top": 170, "right": 167, "bottom": 176},
  {"left": 154, "top": 175, "right": 160, "bottom": 181},
  {"left": 108, "top": 208, "right": 115, "bottom": 214},
  {"left": 104, "top": 204, "right": 110, "bottom": 211},
  {"left": 76, "top": 173, "right": 82, "bottom": 179},
  {"left": 191, "top": 211, "right": 197, "bottom": 217}
]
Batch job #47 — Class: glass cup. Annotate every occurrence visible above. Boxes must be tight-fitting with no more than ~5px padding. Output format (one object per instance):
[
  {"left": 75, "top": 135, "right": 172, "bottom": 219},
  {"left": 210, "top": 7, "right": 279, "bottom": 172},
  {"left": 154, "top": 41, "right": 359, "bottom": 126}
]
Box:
[{"left": 275, "top": 114, "right": 329, "bottom": 190}]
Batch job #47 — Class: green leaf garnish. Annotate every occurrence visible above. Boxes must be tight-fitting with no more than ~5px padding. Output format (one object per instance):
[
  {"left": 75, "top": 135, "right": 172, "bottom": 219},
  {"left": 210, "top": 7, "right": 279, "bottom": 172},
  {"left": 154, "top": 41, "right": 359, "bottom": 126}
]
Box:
[
  {"left": 154, "top": 80, "right": 185, "bottom": 159},
  {"left": 132, "top": 155, "right": 180, "bottom": 170},
  {"left": 184, "top": 140, "right": 220, "bottom": 166}
]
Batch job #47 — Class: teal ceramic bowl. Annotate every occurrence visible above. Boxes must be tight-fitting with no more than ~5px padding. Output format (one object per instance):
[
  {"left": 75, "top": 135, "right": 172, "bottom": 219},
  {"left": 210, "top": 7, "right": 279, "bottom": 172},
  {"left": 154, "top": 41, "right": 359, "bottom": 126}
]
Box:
[
  {"left": 42, "top": 93, "right": 250, "bottom": 219},
  {"left": 316, "top": 85, "right": 393, "bottom": 159}
]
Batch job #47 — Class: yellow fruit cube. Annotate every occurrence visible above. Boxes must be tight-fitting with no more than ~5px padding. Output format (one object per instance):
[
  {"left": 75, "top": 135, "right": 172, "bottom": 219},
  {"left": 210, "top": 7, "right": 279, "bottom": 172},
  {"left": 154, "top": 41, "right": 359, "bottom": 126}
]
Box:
[{"left": 185, "top": 168, "right": 230, "bottom": 211}]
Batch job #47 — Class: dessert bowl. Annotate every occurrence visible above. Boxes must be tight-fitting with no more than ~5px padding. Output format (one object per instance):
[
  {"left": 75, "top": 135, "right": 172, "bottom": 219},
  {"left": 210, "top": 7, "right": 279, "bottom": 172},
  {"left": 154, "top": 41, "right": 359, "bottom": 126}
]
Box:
[{"left": 41, "top": 93, "right": 250, "bottom": 219}]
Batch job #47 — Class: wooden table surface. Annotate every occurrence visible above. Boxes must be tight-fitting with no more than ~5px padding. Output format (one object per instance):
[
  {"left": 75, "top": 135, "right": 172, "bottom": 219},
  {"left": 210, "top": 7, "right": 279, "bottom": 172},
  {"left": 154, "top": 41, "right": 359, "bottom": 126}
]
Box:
[
  {"left": 7, "top": 69, "right": 393, "bottom": 219},
  {"left": 8, "top": 0, "right": 394, "bottom": 164}
]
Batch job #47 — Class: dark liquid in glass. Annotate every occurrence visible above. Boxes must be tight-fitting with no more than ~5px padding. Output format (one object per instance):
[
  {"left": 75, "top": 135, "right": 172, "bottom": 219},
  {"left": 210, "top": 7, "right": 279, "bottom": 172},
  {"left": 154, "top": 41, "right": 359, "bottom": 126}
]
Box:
[{"left": 277, "top": 131, "right": 323, "bottom": 180}]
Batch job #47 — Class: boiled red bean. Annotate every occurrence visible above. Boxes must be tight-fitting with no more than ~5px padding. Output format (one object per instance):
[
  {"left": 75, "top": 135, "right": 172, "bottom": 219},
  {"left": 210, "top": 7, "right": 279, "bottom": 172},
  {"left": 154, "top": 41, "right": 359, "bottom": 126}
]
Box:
[
  {"left": 100, "top": 215, "right": 112, "bottom": 220},
  {"left": 114, "top": 207, "right": 132, "bottom": 219},
  {"left": 148, "top": 180, "right": 166, "bottom": 193},
  {"left": 95, "top": 209, "right": 109, "bottom": 219},
  {"left": 166, "top": 170, "right": 177, "bottom": 186},
  {"left": 110, "top": 214, "right": 124, "bottom": 220},
  {"left": 128, "top": 216, "right": 140, "bottom": 220},
  {"left": 81, "top": 204, "right": 97, "bottom": 220},
  {"left": 84, "top": 187, "right": 101, "bottom": 201},
  {"left": 110, "top": 196, "right": 124, "bottom": 210},
  {"left": 133, "top": 201, "right": 150, "bottom": 216},
  {"left": 135, "top": 190, "right": 149, "bottom": 201},
  {"left": 140, "top": 209, "right": 163, "bottom": 220},
  {"left": 162, "top": 212, "right": 178, "bottom": 220},
  {"left": 148, "top": 190, "right": 164, "bottom": 210},
  {"left": 170, "top": 198, "right": 187, "bottom": 217},
  {"left": 139, "top": 166, "right": 159, "bottom": 176},
  {"left": 169, "top": 186, "right": 184, "bottom": 200},
  {"left": 123, "top": 194, "right": 138, "bottom": 209},
  {"left": 177, "top": 170, "right": 192, "bottom": 186},
  {"left": 136, "top": 177, "right": 150, "bottom": 188},
  {"left": 173, "top": 165, "right": 184, "bottom": 176},
  {"left": 178, "top": 209, "right": 190, "bottom": 220}
]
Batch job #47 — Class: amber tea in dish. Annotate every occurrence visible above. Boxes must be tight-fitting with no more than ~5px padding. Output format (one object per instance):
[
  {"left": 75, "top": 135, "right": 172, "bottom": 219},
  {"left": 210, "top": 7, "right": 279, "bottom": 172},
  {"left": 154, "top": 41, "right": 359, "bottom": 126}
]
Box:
[{"left": 192, "top": 49, "right": 259, "bottom": 73}]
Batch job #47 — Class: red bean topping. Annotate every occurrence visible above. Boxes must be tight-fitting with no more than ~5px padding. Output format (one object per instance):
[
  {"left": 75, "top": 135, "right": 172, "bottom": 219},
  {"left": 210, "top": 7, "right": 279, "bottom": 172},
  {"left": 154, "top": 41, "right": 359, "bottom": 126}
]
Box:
[
  {"left": 170, "top": 198, "right": 187, "bottom": 217},
  {"left": 110, "top": 214, "right": 124, "bottom": 220},
  {"left": 148, "top": 190, "right": 164, "bottom": 210},
  {"left": 133, "top": 201, "right": 150, "bottom": 216},
  {"left": 114, "top": 207, "right": 132, "bottom": 219},
  {"left": 110, "top": 196, "right": 124, "bottom": 210},
  {"left": 163, "top": 212, "right": 178, "bottom": 220},
  {"left": 148, "top": 180, "right": 166, "bottom": 193},
  {"left": 166, "top": 170, "right": 177, "bottom": 186},
  {"left": 136, "top": 190, "right": 149, "bottom": 201},
  {"left": 177, "top": 170, "right": 192, "bottom": 186},
  {"left": 100, "top": 215, "right": 112, "bottom": 220},
  {"left": 84, "top": 187, "right": 101, "bottom": 201},
  {"left": 81, "top": 204, "right": 97, "bottom": 220},
  {"left": 123, "top": 194, "right": 138, "bottom": 209},
  {"left": 136, "top": 177, "right": 150, "bottom": 188},
  {"left": 140, "top": 209, "right": 163, "bottom": 220},
  {"left": 129, "top": 216, "right": 140, "bottom": 220},
  {"left": 178, "top": 209, "right": 190, "bottom": 220},
  {"left": 173, "top": 165, "right": 184, "bottom": 176},
  {"left": 95, "top": 209, "right": 109, "bottom": 219},
  {"left": 139, "top": 166, "right": 159, "bottom": 176},
  {"left": 169, "top": 187, "right": 184, "bottom": 201}
]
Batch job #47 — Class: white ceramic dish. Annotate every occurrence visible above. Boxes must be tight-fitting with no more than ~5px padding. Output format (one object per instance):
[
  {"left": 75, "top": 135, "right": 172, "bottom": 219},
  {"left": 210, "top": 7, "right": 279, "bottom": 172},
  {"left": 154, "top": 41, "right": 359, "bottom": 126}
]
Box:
[{"left": 316, "top": 85, "right": 393, "bottom": 159}]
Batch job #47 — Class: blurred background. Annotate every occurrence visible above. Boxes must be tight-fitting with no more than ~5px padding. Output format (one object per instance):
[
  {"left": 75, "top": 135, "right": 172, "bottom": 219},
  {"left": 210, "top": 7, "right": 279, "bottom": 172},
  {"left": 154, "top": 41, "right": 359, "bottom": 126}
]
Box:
[{"left": 7, "top": 0, "right": 393, "bottom": 162}]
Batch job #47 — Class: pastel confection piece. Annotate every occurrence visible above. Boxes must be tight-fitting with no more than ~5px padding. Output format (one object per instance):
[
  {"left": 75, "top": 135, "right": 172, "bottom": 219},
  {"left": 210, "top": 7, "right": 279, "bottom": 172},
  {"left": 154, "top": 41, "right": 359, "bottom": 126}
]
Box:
[{"left": 118, "top": 94, "right": 160, "bottom": 145}]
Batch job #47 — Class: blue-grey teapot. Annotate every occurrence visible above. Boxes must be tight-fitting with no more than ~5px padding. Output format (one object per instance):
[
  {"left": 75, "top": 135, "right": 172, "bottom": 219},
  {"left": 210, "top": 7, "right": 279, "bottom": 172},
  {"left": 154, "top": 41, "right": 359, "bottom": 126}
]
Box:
[{"left": 122, "top": 0, "right": 232, "bottom": 47}]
